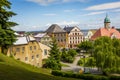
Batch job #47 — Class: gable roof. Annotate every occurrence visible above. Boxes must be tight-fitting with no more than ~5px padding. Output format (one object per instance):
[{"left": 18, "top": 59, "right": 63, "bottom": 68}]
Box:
[
  {"left": 63, "top": 27, "right": 74, "bottom": 33},
  {"left": 46, "top": 24, "right": 65, "bottom": 33},
  {"left": 34, "top": 33, "right": 46, "bottom": 38},
  {"left": 91, "top": 27, "right": 120, "bottom": 40},
  {"left": 14, "top": 36, "right": 36, "bottom": 45}
]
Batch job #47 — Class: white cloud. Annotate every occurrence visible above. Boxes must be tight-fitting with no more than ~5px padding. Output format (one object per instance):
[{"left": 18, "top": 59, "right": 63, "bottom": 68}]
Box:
[
  {"left": 64, "top": 9, "right": 75, "bottom": 12},
  {"left": 43, "top": 13, "right": 57, "bottom": 16},
  {"left": 63, "top": 0, "right": 89, "bottom": 3},
  {"left": 112, "top": 9, "right": 120, "bottom": 12},
  {"left": 27, "top": 0, "right": 88, "bottom": 5},
  {"left": 46, "top": 21, "right": 80, "bottom": 26},
  {"left": 56, "top": 21, "right": 80, "bottom": 25},
  {"left": 85, "top": 1, "right": 120, "bottom": 10},
  {"left": 27, "top": 0, "right": 58, "bottom": 5},
  {"left": 83, "top": 11, "right": 106, "bottom": 16}
]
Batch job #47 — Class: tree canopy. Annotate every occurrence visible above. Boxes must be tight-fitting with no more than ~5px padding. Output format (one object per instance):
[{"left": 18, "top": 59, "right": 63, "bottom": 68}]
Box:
[
  {"left": 78, "top": 41, "right": 93, "bottom": 54},
  {"left": 93, "top": 37, "right": 120, "bottom": 73},
  {"left": 0, "top": 0, "right": 18, "bottom": 54},
  {"left": 44, "top": 38, "right": 61, "bottom": 70}
]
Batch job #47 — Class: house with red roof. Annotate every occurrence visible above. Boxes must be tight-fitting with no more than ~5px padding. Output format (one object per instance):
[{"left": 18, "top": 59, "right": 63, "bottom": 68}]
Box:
[{"left": 91, "top": 14, "right": 120, "bottom": 40}]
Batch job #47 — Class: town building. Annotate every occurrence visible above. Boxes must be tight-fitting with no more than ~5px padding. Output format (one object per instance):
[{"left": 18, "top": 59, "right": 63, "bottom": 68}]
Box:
[
  {"left": 39, "top": 42, "right": 50, "bottom": 59},
  {"left": 7, "top": 36, "right": 42, "bottom": 67},
  {"left": 34, "top": 33, "right": 52, "bottom": 46},
  {"left": 91, "top": 14, "right": 120, "bottom": 40},
  {"left": 64, "top": 26, "right": 84, "bottom": 48},
  {"left": 46, "top": 24, "right": 68, "bottom": 48},
  {"left": 85, "top": 29, "right": 97, "bottom": 41}
]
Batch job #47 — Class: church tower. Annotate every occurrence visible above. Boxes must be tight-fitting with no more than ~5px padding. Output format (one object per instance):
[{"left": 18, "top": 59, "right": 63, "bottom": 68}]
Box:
[{"left": 104, "top": 14, "right": 111, "bottom": 29}]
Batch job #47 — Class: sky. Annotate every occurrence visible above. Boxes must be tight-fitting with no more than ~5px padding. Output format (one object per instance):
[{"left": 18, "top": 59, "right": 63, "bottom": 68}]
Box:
[{"left": 9, "top": 0, "right": 120, "bottom": 31}]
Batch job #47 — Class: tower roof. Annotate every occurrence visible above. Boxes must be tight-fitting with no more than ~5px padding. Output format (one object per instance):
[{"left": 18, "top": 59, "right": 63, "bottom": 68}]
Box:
[{"left": 104, "top": 14, "right": 110, "bottom": 23}]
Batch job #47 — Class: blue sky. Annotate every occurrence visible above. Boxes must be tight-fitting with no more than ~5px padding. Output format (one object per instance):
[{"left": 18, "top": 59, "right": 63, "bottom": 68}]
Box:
[{"left": 9, "top": 0, "right": 120, "bottom": 31}]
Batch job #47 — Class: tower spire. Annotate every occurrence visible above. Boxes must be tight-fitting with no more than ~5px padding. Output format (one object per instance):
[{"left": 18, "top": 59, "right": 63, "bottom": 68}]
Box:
[{"left": 104, "top": 13, "right": 111, "bottom": 29}]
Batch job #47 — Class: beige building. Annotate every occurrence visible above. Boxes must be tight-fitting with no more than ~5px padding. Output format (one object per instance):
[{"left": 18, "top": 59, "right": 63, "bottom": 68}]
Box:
[
  {"left": 64, "top": 26, "right": 84, "bottom": 48},
  {"left": 39, "top": 42, "right": 50, "bottom": 59},
  {"left": 7, "top": 36, "right": 42, "bottom": 67},
  {"left": 46, "top": 24, "right": 68, "bottom": 48},
  {"left": 85, "top": 29, "right": 97, "bottom": 41},
  {"left": 34, "top": 33, "right": 52, "bottom": 46}
]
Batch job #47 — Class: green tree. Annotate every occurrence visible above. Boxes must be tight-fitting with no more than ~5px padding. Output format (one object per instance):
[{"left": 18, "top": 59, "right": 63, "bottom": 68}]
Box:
[
  {"left": 45, "top": 38, "right": 61, "bottom": 70},
  {"left": 78, "top": 41, "right": 93, "bottom": 54},
  {"left": 68, "top": 49, "right": 77, "bottom": 57},
  {"left": 0, "top": 0, "right": 18, "bottom": 54},
  {"left": 61, "top": 49, "right": 77, "bottom": 63},
  {"left": 93, "top": 36, "right": 120, "bottom": 73},
  {"left": 86, "top": 57, "right": 96, "bottom": 68}
]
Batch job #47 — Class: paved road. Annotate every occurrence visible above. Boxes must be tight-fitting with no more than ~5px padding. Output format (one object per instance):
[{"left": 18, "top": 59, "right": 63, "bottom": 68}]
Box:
[
  {"left": 61, "top": 56, "right": 84, "bottom": 72},
  {"left": 61, "top": 55, "right": 102, "bottom": 74}
]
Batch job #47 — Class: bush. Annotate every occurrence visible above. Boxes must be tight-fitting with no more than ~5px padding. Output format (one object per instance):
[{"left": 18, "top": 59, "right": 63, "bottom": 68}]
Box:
[
  {"left": 61, "top": 49, "right": 76, "bottom": 63},
  {"left": 109, "top": 76, "right": 120, "bottom": 80},
  {"left": 52, "top": 70, "right": 109, "bottom": 80},
  {"left": 77, "top": 59, "right": 83, "bottom": 65},
  {"left": 43, "top": 59, "right": 61, "bottom": 70}
]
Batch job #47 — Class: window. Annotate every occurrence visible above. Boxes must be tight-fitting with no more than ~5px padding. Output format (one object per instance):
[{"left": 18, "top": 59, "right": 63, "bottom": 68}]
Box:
[
  {"left": 22, "top": 47, "right": 25, "bottom": 51},
  {"left": 44, "top": 49, "right": 47, "bottom": 55},
  {"left": 75, "top": 33, "right": 77, "bottom": 35},
  {"left": 30, "top": 46, "right": 32, "bottom": 50},
  {"left": 25, "top": 57, "right": 28, "bottom": 61},
  {"left": 61, "top": 39, "right": 63, "bottom": 42},
  {"left": 36, "top": 54, "right": 39, "bottom": 58},
  {"left": 16, "top": 48, "right": 20, "bottom": 52},
  {"left": 64, "top": 39, "right": 66, "bottom": 41},
  {"left": 32, "top": 55, "right": 34, "bottom": 59},
  {"left": 34, "top": 46, "right": 36, "bottom": 50}
]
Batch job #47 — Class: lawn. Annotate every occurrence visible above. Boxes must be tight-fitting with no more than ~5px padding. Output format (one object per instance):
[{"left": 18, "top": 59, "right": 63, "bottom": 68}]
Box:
[{"left": 0, "top": 53, "right": 81, "bottom": 80}]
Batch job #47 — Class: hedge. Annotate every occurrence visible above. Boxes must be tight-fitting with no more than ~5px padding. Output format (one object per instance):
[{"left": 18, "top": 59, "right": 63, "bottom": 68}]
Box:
[{"left": 52, "top": 70, "right": 120, "bottom": 80}]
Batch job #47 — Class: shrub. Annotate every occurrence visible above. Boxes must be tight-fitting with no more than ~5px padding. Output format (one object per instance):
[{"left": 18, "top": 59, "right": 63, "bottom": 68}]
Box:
[
  {"left": 51, "top": 70, "right": 109, "bottom": 80},
  {"left": 109, "top": 76, "right": 120, "bottom": 80},
  {"left": 44, "top": 59, "right": 61, "bottom": 70},
  {"left": 77, "top": 59, "right": 83, "bottom": 65}
]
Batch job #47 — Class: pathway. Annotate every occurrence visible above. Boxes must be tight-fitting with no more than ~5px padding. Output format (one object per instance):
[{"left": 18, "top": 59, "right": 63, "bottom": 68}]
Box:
[{"left": 61, "top": 55, "right": 102, "bottom": 74}]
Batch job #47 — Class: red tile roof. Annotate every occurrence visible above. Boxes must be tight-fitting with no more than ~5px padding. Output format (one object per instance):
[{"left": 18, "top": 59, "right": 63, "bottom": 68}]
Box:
[{"left": 91, "top": 27, "right": 120, "bottom": 40}]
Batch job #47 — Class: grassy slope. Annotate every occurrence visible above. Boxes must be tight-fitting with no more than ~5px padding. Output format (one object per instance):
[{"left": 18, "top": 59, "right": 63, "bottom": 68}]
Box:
[{"left": 0, "top": 53, "right": 80, "bottom": 80}]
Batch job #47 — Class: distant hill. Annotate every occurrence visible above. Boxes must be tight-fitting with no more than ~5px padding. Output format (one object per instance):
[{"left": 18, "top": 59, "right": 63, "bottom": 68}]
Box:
[{"left": 0, "top": 53, "right": 80, "bottom": 80}]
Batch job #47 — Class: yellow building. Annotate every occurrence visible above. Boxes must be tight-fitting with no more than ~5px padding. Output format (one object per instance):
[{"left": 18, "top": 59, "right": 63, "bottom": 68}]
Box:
[
  {"left": 46, "top": 24, "right": 68, "bottom": 48},
  {"left": 38, "top": 42, "right": 50, "bottom": 59},
  {"left": 7, "top": 36, "right": 42, "bottom": 67}
]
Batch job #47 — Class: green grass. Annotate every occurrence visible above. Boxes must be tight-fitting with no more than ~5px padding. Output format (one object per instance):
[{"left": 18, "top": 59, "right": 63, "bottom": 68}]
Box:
[{"left": 0, "top": 53, "right": 80, "bottom": 80}]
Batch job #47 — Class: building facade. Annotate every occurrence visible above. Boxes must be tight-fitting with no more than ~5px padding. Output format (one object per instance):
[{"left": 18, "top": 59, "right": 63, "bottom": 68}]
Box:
[
  {"left": 39, "top": 42, "right": 50, "bottom": 59},
  {"left": 46, "top": 24, "right": 68, "bottom": 48},
  {"left": 7, "top": 36, "right": 42, "bottom": 67},
  {"left": 85, "top": 29, "right": 96, "bottom": 41},
  {"left": 64, "top": 26, "right": 84, "bottom": 48},
  {"left": 34, "top": 33, "right": 52, "bottom": 46}
]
